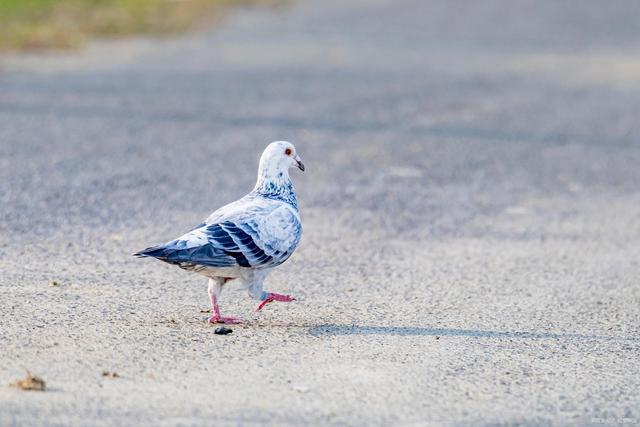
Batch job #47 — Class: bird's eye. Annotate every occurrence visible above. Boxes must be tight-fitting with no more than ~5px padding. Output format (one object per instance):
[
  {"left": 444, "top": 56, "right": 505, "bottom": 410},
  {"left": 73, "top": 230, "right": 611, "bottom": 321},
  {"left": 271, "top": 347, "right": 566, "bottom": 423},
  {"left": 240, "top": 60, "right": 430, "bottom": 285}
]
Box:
[{"left": 285, "top": 148, "right": 292, "bottom": 156}]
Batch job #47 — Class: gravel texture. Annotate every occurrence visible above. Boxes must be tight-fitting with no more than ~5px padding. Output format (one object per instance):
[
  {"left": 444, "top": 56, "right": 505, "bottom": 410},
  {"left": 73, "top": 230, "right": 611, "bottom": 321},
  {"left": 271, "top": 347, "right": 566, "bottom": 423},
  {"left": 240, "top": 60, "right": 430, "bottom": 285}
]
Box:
[{"left": 1, "top": 1, "right": 639, "bottom": 425}]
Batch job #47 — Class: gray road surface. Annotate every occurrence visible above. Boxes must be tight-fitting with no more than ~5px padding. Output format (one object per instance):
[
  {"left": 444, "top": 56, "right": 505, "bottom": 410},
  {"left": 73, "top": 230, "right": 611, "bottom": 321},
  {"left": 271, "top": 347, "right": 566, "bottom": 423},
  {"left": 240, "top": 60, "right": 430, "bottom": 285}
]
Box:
[{"left": 1, "top": 1, "right": 640, "bottom": 425}]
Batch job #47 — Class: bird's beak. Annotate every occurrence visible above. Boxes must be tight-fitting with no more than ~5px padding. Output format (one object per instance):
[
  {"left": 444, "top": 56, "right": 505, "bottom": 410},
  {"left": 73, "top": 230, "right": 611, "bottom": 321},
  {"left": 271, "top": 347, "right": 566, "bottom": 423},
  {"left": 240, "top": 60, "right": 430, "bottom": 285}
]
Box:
[{"left": 295, "top": 154, "right": 305, "bottom": 172}]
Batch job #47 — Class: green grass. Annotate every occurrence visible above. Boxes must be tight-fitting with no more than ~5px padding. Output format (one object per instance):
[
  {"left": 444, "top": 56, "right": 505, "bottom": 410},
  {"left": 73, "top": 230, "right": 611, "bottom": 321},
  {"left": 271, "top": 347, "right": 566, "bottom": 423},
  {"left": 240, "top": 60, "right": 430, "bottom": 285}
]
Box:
[{"left": 0, "top": 0, "right": 261, "bottom": 50}]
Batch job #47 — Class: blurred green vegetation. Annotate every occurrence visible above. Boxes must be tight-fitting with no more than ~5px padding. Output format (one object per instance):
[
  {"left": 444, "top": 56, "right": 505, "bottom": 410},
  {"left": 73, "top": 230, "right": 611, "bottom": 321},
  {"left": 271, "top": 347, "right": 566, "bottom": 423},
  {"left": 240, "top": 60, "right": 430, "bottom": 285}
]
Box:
[{"left": 0, "top": 0, "right": 260, "bottom": 50}]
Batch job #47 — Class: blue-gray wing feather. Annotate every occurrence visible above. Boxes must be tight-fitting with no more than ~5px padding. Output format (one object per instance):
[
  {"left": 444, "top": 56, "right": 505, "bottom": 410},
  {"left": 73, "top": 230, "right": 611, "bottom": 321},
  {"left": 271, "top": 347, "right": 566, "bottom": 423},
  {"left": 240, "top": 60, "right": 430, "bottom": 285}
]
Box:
[{"left": 136, "top": 198, "right": 302, "bottom": 269}]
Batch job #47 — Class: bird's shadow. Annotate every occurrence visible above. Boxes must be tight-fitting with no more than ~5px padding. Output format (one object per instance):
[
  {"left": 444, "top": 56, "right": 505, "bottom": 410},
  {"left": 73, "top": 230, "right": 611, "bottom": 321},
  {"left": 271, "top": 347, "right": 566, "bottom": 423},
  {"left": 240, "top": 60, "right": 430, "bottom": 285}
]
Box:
[{"left": 308, "top": 324, "right": 639, "bottom": 342}]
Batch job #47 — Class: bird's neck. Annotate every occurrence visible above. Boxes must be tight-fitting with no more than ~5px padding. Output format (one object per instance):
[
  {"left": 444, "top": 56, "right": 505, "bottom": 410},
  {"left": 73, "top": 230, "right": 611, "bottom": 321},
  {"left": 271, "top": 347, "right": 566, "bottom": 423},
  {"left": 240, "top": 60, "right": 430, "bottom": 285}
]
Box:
[{"left": 253, "top": 168, "right": 298, "bottom": 208}]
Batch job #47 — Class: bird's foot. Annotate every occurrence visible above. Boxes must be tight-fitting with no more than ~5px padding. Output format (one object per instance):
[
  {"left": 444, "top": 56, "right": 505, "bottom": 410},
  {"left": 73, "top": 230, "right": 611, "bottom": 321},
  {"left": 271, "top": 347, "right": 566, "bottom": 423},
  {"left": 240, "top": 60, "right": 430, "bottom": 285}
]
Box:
[
  {"left": 256, "top": 292, "right": 295, "bottom": 311},
  {"left": 207, "top": 315, "right": 242, "bottom": 324}
]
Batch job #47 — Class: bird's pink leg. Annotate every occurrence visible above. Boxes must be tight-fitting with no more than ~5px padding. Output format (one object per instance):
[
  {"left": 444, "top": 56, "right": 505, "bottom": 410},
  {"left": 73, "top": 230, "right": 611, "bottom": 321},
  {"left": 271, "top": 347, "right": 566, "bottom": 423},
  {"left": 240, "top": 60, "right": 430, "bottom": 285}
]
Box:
[
  {"left": 256, "top": 292, "right": 296, "bottom": 311},
  {"left": 207, "top": 287, "right": 241, "bottom": 324}
]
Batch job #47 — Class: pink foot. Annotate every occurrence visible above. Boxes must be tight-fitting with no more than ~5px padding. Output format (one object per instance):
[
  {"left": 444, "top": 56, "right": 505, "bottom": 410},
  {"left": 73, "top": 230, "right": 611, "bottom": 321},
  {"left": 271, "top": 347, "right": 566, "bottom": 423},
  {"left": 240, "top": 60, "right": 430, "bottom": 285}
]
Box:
[
  {"left": 207, "top": 287, "right": 241, "bottom": 324},
  {"left": 256, "top": 292, "right": 296, "bottom": 311},
  {"left": 207, "top": 315, "right": 242, "bottom": 324}
]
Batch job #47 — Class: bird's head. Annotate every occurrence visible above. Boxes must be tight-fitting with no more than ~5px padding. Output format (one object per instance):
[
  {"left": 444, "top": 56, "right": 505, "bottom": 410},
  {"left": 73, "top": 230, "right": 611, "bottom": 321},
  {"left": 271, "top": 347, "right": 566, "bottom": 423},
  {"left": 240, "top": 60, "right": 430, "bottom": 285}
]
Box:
[{"left": 258, "top": 141, "right": 305, "bottom": 180}]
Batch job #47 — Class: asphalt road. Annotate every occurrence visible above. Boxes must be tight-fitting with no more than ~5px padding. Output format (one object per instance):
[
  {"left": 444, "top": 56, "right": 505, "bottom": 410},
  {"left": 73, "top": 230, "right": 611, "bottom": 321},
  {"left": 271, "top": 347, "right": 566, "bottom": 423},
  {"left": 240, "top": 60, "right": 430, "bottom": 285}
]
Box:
[{"left": 1, "top": 1, "right": 640, "bottom": 425}]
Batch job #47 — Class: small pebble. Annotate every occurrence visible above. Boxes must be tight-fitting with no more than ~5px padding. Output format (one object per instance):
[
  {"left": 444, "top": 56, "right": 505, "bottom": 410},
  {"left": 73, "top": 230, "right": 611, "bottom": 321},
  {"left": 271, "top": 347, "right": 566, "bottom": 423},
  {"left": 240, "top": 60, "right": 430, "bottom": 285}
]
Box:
[{"left": 214, "top": 326, "right": 233, "bottom": 335}]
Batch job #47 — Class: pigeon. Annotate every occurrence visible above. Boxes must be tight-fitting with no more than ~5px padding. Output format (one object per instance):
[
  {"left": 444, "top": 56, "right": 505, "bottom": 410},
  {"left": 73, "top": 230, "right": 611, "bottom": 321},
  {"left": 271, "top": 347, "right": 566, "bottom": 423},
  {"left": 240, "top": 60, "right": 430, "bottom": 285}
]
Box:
[{"left": 135, "top": 141, "right": 304, "bottom": 323}]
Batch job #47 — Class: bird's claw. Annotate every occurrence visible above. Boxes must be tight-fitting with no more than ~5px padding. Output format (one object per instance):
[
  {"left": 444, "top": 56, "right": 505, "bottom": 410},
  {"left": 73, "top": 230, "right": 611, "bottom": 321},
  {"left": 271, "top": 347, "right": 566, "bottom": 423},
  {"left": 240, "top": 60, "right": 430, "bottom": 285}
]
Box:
[
  {"left": 208, "top": 315, "right": 242, "bottom": 324},
  {"left": 256, "top": 292, "right": 295, "bottom": 311}
]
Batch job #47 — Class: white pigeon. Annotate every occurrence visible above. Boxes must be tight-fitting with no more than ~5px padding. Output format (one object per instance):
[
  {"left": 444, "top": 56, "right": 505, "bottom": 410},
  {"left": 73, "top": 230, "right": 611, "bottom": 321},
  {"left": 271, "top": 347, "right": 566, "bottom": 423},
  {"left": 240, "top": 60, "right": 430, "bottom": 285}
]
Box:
[{"left": 135, "top": 141, "right": 304, "bottom": 323}]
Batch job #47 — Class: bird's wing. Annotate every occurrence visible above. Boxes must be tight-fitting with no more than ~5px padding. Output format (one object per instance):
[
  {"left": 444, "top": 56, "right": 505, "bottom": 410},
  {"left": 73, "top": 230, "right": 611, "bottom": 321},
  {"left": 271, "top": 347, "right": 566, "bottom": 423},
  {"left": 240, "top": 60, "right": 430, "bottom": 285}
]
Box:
[{"left": 137, "top": 198, "right": 302, "bottom": 269}]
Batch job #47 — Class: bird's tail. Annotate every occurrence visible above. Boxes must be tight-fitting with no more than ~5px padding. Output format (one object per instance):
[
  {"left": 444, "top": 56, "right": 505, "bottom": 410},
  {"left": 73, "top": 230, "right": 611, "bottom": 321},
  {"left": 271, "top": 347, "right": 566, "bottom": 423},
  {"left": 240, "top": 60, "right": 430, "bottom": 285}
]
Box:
[{"left": 133, "top": 245, "right": 168, "bottom": 259}]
